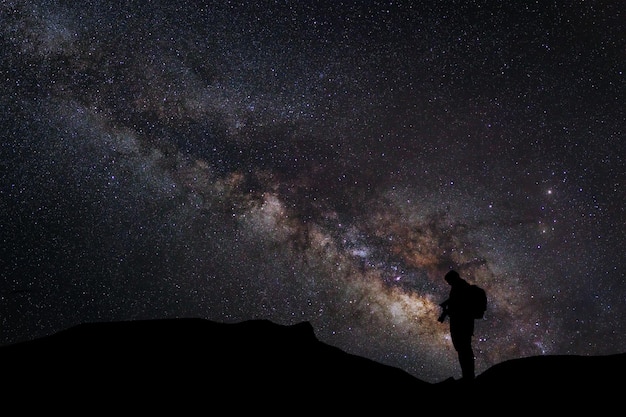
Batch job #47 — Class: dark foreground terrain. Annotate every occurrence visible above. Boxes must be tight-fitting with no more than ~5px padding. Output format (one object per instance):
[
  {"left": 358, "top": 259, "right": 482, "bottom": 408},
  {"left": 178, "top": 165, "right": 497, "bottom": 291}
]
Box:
[{"left": 1, "top": 318, "right": 623, "bottom": 413}]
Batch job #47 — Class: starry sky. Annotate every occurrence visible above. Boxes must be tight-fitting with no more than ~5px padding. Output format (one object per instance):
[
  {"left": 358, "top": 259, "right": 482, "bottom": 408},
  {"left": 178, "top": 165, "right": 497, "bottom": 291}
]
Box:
[{"left": 1, "top": 0, "right": 624, "bottom": 383}]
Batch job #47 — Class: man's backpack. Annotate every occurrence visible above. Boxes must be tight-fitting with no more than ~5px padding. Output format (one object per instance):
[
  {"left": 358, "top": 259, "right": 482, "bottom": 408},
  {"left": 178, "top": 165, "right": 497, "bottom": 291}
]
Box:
[{"left": 468, "top": 284, "right": 487, "bottom": 319}]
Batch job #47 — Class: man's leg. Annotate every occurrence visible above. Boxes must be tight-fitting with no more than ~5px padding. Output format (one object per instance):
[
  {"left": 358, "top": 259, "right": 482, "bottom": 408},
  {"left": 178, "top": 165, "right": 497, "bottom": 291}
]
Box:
[{"left": 457, "top": 345, "right": 475, "bottom": 380}]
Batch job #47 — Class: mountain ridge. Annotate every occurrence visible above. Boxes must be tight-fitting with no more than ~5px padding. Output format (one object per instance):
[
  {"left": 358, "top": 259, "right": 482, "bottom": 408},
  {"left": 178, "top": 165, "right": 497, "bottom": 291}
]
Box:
[{"left": 0, "top": 317, "right": 622, "bottom": 412}]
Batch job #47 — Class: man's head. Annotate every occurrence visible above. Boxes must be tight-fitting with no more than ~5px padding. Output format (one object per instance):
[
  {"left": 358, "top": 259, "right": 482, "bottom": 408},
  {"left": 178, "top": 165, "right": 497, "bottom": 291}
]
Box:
[{"left": 444, "top": 270, "right": 461, "bottom": 285}]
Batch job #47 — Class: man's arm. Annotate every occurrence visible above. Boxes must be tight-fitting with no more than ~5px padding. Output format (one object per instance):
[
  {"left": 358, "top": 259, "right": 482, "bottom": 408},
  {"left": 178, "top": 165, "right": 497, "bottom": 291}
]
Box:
[{"left": 438, "top": 299, "right": 450, "bottom": 322}]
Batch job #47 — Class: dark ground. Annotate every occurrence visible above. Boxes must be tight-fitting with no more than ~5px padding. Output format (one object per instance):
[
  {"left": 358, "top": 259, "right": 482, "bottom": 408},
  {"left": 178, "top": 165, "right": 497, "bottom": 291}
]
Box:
[{"left": 1, "top": 318, "right": 622, "bottom": 413}]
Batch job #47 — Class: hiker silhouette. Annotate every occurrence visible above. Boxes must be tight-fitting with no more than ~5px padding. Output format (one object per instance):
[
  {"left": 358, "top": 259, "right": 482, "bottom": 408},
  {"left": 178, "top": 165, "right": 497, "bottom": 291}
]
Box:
[{"left": 438, "top": 269, "right": 478, "bottom": 381}]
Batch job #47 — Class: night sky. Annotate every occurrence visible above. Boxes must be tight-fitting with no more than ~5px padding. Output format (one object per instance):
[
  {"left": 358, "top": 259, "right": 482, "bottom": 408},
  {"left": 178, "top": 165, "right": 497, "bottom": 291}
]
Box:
[{"left": 1, "top": 0, "right": 624, "bottom": 383}]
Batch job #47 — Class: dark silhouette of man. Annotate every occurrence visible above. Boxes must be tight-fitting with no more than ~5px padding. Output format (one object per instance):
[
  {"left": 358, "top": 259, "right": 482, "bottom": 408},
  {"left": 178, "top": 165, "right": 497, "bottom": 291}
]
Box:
[{"left": 438, "top": 269, "right": 476, "bottom": 381}]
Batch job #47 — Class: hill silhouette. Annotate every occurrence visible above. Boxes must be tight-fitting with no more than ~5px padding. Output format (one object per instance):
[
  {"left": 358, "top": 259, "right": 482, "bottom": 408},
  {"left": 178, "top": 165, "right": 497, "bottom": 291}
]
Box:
[{"left": 0, "top": 318, "right": 622, "bottom": 413}]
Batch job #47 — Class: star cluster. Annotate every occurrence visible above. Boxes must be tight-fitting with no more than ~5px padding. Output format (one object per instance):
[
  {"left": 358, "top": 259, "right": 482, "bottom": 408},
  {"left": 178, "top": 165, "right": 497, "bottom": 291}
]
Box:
[{"left": 1, "top": 1, "right": 624, "bottom": 382}]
